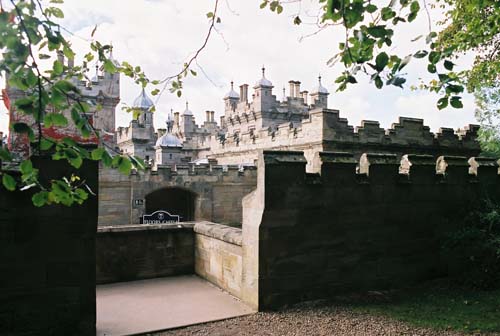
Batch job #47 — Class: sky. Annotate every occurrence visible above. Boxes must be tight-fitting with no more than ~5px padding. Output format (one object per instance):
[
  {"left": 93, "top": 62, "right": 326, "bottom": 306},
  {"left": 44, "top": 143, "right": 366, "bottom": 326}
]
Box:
[{"left": 0, "top": 0, "right": 478, "bottom": 134}]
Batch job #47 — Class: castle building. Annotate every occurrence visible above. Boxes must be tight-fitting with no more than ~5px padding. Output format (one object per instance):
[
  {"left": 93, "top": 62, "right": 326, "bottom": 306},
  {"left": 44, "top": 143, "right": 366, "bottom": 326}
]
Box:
[{"left": 4, "top": 58, "right": 482, "bottom": 227}]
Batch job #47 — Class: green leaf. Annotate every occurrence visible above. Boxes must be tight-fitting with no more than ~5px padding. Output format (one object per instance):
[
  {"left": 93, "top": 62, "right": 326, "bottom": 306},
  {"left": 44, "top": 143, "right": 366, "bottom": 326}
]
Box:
[
  {"left": 53, "top": 59, "right": 63, "bottom": 75},
  {"left": 14, "top": 97, "right": 35, "bottom": 114},
  {"left": 366, "top": 4, "right": 377, "bottom": 13},
  {"left": 0, "top": 148, "right": 12, "bottom": 161},
  {"left": 437, "top": 97, "right": 449, "bottom": 110},
  {"left": 103, "top": 59, "right": 117, "bottom": 74},
  {"left": 91, "top": 147, "right": 105, "bottom": 160},
  {"left": 427, "top": 64, "right": 436, "bottom": 73},
  {"left": 413, "top": 50, "right": 428, "bottom": 58},
  {"left": 450, "top": 96, "right": 463, "bottom": 109},
  {"left": 410, "top": 1, "right": 420, "bottom": 13},
  {"left": 381, "top": 7, "right": 396, "bottom": 21},
  {"left": 374, "top": 76, "right": 383, "bottom": 89},
  {"left": 444, "top": 60, "right": 454, "bottom": 71},
  {"left": 101, "top": 150, "right": 113, "bottom": 167},
  {"left": 2, "top": 174, "right": 16, "bottom": 191},
  {"left": 118, "top": 157, "right": 132, "bottom": 174},
  {"left": 32, "top": 191, "right": 48, "bottom": 207},
  {"left": 40, "top": 138, "right": 54, "bottom": 151},
  {"left": 375, "top": 52, "right": 389, "bottom": 71},
  {"left": 20, "top": 160, "right": 33, "bottom": 175},
  {"left": 366, "top": 26, "right": 387, "bottom": 38},
  {"left": 428, "top": 51, "right": 440, "bottom": 64},
  {"left": 408, "top": 11, "right": 417, "bottom": 22},
  {"left": 293, "top": 16, "right": 302, "bottom": 25},
  {"left": 12, "top": 122, "right": 31, "bottom": 134}
]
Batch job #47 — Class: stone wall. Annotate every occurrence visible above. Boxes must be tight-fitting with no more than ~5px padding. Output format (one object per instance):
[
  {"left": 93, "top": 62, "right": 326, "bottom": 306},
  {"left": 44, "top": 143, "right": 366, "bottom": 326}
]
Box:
[
  {"left": 0, "top": 157, "right": 98, "bottom": 336},
  {"left": 241, "top": 150, "right": 500, "bottom": 310},
  {"left": 194, "top": 222, "right": 243, "bottom": 298},
  {"left": 96, "top": 223, "right": 194, "bottom": 284},
  {"left": 98, "top": 164, "right": 257, "bottom": 226}
]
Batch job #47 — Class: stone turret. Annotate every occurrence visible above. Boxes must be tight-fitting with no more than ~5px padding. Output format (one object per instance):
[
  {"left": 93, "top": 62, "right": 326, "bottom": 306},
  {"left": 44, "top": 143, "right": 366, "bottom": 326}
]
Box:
[
  {"left": 224, "top": 81, "right": 239, "bottom": 113},
  {"left": 309, "top": 75, "right": 329, "bottom": 108},
  {"left": 133, "top": 88, "right": 154, "bottom": 127},
  {"left": 181, "top": 102, "right": 194, "bottom": 138},
  {"left": 252, "top": 66, "right": 276, "bottom": 112}
]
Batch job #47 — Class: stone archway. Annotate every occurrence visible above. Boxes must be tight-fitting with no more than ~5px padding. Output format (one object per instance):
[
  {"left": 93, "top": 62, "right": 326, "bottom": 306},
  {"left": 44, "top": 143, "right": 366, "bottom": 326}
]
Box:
[{"left": 144, "top": 187, "right": 197, "bottom": 222}]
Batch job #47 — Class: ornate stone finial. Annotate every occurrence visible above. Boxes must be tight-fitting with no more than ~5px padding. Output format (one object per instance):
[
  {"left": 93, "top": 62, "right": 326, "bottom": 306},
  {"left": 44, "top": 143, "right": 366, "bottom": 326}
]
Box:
[
  {"left": 436, "top": 156, "right": 448, "bottom": 175},
  {"left": 468, "top": 157, "right": 479, "bottom": 176},
  {"left": 318, "top": 74, "right": 322, "bottom": 83},
  {"left": 283, "top": 86, "right": 286, "bottom": 101},
  {"left": 358, "top": 153, "right": 370, "bottom": 175},
  {"left": 262, "top": 65, "right": 266, "bottom": 78},
  {"left": 399, "top": 154, "right": 412, "bottom": 175},
  {"left": 166, "top": 109, "right": 174, "bottom": 133},
  {"left": 186, "top": 101, "right": 188, "bottom": 109},
  {"left": 231, "top": 81, "right": 234, "bottom": 90}
]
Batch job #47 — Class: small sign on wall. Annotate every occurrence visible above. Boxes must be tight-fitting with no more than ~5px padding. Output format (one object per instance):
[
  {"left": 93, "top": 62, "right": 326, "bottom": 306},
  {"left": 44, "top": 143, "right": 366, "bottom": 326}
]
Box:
[
  {"left": 134, "top": 199, "right": 144, "bottom": 206},
  {"left": 142, "top": 210, "right": 181, "bottom": 224}
]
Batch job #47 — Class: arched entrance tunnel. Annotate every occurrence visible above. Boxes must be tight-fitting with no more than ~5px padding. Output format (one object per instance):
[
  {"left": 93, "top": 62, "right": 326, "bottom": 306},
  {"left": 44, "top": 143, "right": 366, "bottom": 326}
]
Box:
[{"left": 145, "top": 187, "right": 197, "bottom": 222}]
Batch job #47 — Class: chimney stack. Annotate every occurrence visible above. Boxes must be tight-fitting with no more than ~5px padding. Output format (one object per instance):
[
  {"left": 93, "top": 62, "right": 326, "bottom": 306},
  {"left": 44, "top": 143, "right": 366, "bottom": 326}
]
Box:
[
  {"left": 174, "top": 112, "right": 180, "bottom": 125},
  {"left": 240, "top": 84, "right": 248, "bottom": 102},
  {"left": 210, "top": 111, "right": 215, "bottom": 122},
  {"left": 220, "top": 116, "right": 225, "bottom": 128},
  {"left": 294, "top": 81, "right": 301, "bottom": 98},
  {"left": 301, "top": 90, "right": 308, "bottom": 104},
  {"left": 288, "top": 80, "right": 295, "bottom": 98},
  {"left": 206, "top": 111, "right": 211, "bottom": 123}
]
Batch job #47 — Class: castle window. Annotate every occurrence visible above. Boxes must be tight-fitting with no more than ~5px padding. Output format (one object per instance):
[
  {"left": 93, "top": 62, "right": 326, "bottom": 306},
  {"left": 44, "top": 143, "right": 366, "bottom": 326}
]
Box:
[{"left": 169, "top": 154, "right": 173, "bottom": 159}]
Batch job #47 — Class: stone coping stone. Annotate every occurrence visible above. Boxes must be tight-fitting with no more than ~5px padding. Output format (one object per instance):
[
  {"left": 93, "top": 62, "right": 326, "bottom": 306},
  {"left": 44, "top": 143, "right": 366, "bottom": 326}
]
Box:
[
  {"left": 194, "top": 222, "right": 242, "bottom": 246},
  {"left": 98, "top": 222, "right": 196, "bottom": 233}
]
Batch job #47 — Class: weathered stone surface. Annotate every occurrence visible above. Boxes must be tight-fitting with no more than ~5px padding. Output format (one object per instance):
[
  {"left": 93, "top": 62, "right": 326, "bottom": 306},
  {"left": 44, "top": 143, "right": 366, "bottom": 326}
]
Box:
[
  {"left": 96, "top": 224, "right": 195, "bottom": 284},
  {"left": 194, "top": 224, "right": 243, "bottom": 298},
  {"left": 0, "top": 157, "right": 98, "bottom": 336},
  {"left": 241, "top": 150, "right": 500, "bottom": 310}
]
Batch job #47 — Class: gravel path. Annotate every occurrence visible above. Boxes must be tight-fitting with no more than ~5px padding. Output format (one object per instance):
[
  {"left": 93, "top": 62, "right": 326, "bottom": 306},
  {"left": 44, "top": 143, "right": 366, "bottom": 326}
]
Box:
[{"left": 153, "top": 300, "right": 498, "bottom": 336}]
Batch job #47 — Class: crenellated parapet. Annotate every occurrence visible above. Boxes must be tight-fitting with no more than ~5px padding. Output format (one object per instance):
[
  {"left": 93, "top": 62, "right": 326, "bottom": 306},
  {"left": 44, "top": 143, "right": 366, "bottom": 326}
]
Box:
[
  {"left": 205, "top": 110, "right": 481, "bottom": 165},
  {"left": 258, "top": 150, "right": 498, "bottom": 188},
  {"left": 242, "top": 149, "right": 500, "bottom": 309}
]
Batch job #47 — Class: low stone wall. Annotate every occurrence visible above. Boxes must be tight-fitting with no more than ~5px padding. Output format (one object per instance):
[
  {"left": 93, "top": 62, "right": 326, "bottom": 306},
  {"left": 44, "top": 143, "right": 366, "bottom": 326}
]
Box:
[
  {"left": 96, "top": 223, "right": 194, "bottom": 284},
  {"left": 194, "top": 222, "right": 243, "bottom": 298}
]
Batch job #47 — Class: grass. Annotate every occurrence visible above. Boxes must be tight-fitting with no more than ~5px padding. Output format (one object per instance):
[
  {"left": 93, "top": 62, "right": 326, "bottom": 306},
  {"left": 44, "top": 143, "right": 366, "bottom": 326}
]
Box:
[{"left": 347, "top": 281, "right": 500, "bottom": 334}]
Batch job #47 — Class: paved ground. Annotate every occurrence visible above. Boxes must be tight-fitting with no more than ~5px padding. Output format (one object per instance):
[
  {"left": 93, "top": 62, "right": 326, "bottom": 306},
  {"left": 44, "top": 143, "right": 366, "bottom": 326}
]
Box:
[
  {"left": 96, "top": 275, "right": 254, "bottom": 336},
  {"left": 155, "top": 300, "right": 499, "bottom": 336}
]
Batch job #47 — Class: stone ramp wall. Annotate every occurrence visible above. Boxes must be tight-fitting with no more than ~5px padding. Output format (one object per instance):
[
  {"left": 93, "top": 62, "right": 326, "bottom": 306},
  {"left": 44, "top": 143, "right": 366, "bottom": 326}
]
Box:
[
  {"left": 194, "top": 222, "right": 243, "bottom": 298},
  {"left": 241, "top": 150, "right": 500, "bottom": 310},
  {"left": 96, "top": 223, "right": 195, "bottom": 284}
]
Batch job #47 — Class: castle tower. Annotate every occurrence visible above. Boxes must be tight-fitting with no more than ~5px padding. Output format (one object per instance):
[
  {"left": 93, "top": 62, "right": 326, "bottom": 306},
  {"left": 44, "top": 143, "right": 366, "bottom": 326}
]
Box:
[
  {"left": 223, "top": 81, "right": 240, "bottom": 115},
  {"left": 90, "top": 48, "right": 120, "bottom": 138},
  {"left": 309, "top": 75, "right": 329, "bottom": 108},
  {"left": 252, "top": 66, "right": 274, "bottom": 112},
  {"left": 180, "top": 102, "right": 194, "bottom": 138},
  {"left": 133, "top": 88, "right": 154, "bottom": 126},
  {"left": 155, "top": 109, "right": 184, "bottom": 167}
]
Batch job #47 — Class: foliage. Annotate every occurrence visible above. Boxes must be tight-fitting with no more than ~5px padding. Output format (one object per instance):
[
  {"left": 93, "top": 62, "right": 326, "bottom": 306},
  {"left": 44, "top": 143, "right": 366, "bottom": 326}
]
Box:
[
  {"left": 442, "top": 199, "right": 500, "bottom": 289},
  {"left": 349, "top": 283, "right": 500, "bottom": 333},
  {"left": 475, "top": 84, "right": 500, "bottom": 157},
  {"left": 0, "top": 0, "right": 210, "bottom": 206}
]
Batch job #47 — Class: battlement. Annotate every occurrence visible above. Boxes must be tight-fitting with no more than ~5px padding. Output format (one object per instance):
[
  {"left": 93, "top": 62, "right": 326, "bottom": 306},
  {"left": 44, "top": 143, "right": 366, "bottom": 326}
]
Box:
[
  {"left": 207, "top": 109, "right": 481, "bottom": 161},
  {"left": 260, "top": 150, "right": 499, "bottom": 187}
]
